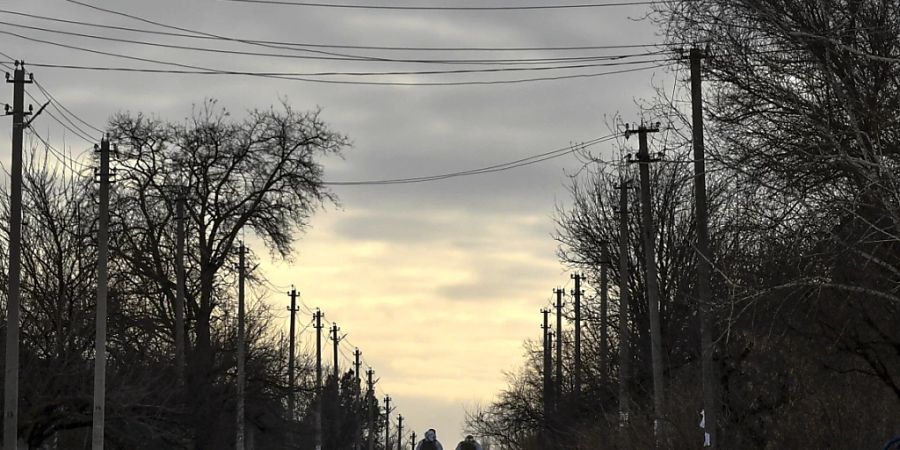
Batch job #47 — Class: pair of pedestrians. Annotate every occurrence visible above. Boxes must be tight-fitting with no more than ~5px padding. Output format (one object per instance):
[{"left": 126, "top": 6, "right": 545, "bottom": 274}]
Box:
[{"left": 414, "top": 428, "right": 483, "bottom": 450}]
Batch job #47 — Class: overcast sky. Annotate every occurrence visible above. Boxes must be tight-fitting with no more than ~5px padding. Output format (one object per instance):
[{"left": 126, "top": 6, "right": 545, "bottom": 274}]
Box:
[{"left": 1, "top": 0, "right": 675, "bottom": 443}]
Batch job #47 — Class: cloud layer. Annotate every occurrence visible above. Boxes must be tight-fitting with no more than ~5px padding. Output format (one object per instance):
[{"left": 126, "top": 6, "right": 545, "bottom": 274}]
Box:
[{"left": 1, "top": 0, "right": 671, "bottom": 440}]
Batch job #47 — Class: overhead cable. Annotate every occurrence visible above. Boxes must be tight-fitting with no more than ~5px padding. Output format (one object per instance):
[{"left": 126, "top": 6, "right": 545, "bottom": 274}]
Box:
[
  {"left": 222, "top": 0, "right": 664, "bottom": 10},
  {"left": 324, "top": 134, "right": 618, "bottom": 185}
]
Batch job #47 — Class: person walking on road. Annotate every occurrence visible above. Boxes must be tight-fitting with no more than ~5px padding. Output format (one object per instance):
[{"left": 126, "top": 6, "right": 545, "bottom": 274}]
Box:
[
  {"left": 415, "top": 428, "right": 444, "bottom": 450},
  {"left": 454, "top": 435, "right": 483, "bottom": 450}
]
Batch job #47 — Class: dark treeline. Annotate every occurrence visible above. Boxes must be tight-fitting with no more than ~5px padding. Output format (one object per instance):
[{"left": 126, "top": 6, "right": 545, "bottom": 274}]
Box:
[
  {"left": 466, "top": 1, "right": 900, "bottom": 448},
  {"left": 0, "top": 100, "right": 395, "bottom": 449}
]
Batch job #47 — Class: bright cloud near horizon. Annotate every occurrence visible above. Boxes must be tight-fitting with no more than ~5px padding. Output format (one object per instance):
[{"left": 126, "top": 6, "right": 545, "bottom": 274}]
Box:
[{"left": 1, "top": 0, "right": 673, "bottom": 442}]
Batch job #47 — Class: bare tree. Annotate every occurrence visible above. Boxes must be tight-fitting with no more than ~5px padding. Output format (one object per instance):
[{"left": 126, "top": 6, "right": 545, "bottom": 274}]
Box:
[{"left": 106, "top": 99, "right": 349, "bottom": 448}]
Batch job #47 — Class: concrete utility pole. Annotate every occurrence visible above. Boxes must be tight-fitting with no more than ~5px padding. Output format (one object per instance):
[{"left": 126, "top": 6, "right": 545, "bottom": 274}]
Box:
[
  {"left": 175, "top": 193, "right": 186, "bottom": 386},
  {"left": 354, "top": 349, "right": 362, "bottom": 394},
  {"left": 314, "top": 309, "right": 324, "bottom": 450},
  {"left": 626, "top": 122, "right": 667, "bottom": 444},
  {"left": 354, "top": 348, "right": 362, "bottom": 450},
  {"left": 553, "top": 288, "right": 564, "bottom": 408},
  {"left": 570, "top": 273, "right": 584, "bottom": 400},
  {"left": 287, "top": 287, "right": 298, "bottom": 420},
  {"left": 616, "top": 179, "right": 632, "bottom": 426},
  {"left": 330, "top": 322, "right": 342, "bottom": 443},
  {"left": 541, "top": 308, "right": 552, "bottom": 433},
  {"left": 688, "top": 47, "right": 718, "bottom": 449},
  {"left": 546, "top": 330, "right": 554, "bottom": 440},
  {"left": 331, "top": 323, "right": 342, "bottom": 381},
  {"left": 4, "top": 61, "right": 32, "bottom": 450},
  {"left": 384, "top": 395, "right": 392, "bottom": 450},
  {"left": 396, "top": 415, "right": 403, "bottom": 450},
  {"left": 236, "top": 244, "right": 247, "bottom": 450},
  {"left": 600, "top": 244, "right": 610, "bottom": 385},
  {"left": 91, "top": 137, "right": 112, "bottom": 450},
  {"left": 366, "top": 368, "right": 376, "bottom": 450}
]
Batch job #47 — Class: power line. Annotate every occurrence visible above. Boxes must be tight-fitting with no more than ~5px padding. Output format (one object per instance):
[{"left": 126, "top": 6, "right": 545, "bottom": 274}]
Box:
[
  {"left": 0, "top": 8, "right": 671, "bottom": 52},
  {"left": 0, "top": 58, "right": 98, "bottom": 161},
  {"left": 1, "top": 21, "right": 667, "bottom": 66},
  {"left": 324, "top": 134, "right": 618, "bottom": 185},
  {"left": 2, "top": 26, "right": 676, "bottom": 83},
  {"left": 24, "top": 83, "right": 100, "bottom": 144},
  {"left": 222, "top": 0, "right": 664, "bottom": 10},
  {"left": 1, "top": 58, "right": 673, "bottom": 87},
  {"left": 0, "top": 14, "right": 670, "bottom": 64},
  {"left": 33, "top": 80, "right": 105, "bottom": 134},
  {"left": 0, "top": 24, "right": 670, "bottom": 69},
  {"left": 26, "top": 128, "right": 93, "bottom": 175},
  {"left": 63, "top": 0, "right": 664, "bottom": 67}
]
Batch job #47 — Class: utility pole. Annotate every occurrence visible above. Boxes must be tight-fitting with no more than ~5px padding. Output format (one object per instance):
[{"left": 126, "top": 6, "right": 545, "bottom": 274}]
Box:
[
  {"left": 553, "top": 288, "right": 564, "bottom": 408},
  {"left": 600, "top": 244, "right": 610, "bottom": 385},
  {"left": 175, "top": 192, "right": 186, "bottom": 386},
  {"left": 354, "top": 348, "right": 362, "bottom": 450},
  {"left": 626, "top": 121, "right": 666, "bottom": 444},
  {"left": 541, "top": 308, "right": 552, "bottom": 434},
  {"left": 396, "top": 415, "right": 403, "bottom": 450},
  {"left": 91, "top": 137, "right": 112, "bottom": 450},
  {"left": 570, "top": 273, "right": 584, "bottom": 400},
  {"left": 687, "top": 47, "right": 718, "bottom": 449},
  {"left": 547, "top": 330, "right": 554, "bottom": 439},
  {"left": 384, "top": 395, "right": 392, "bottom": 450},
  {"left": 354, "top": 349, "right": 362, "bottom": 398},
  {"left": 330, "top": 322, "right": 342, "bottom": 444},
  {"left": 4, "top": 61, "right": 32, "bottom": 450},
  {"left": 236, "top": 244, "right": 246, "bottom": 450},
  {"left": 331, "top": 323, "right": 342, "bottom": 381},
  {"left": 314, "top": 309, "right": 324, "bottom": 450},
  {"left": 411, "top": 432, "right": 416, "bottom": 450},
  {"left": 287, "top": 287, "right": 298, "bottom": 420},
  {"left": 616, "top": 179, "right": 632, "bottom": 426},
  {"left": 366, "top": 368, "right": 375, "bottom": 450}
]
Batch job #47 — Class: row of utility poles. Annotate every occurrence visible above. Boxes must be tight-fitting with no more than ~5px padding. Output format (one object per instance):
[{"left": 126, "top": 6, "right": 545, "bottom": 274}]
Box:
[
  {"left": 281, "top": 286, "right": 414, "bottom": 450},
  {"left": 3, "top": 61, "right": 117, "bottom": 450},
  {"left": 538, "top": 47, "right": 718, "bottom": 449},
  {"left": 1, "top": 61, "right": 414, "bottom": 450},
  {"left": 2, "top": 46, "right": 714, "bottom": 448},
  {"left": 540, "top": 272, "right": 587, "bottom": 436}
]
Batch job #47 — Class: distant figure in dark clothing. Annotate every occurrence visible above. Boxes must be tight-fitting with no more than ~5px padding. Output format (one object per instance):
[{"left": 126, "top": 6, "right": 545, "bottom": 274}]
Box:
[
  {"left": 415, "top": 428, "right": 444, "bottom": 450},
  {"left": 454, "top": 435, "right": 483, "bottom": 450}
]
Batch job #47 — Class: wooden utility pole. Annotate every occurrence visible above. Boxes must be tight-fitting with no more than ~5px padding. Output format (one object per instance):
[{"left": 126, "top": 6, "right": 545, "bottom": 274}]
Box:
[
  {"left": 688, "top": 47, "right": 718, "bottom": 449},
  {"left": 4, "top": 61, "right": 32, "bottom": 450},
  {"left": 411, "top": 432, "right": 416, "bottom": 450},
  {"left": 91, "top": 137, "right": 112, "bottom": 450},
  {"left": 236, "top": 244, "right": 246, "bottom": 450},
  {"left": 616, "top": 179, "right": 632, "bottom": 426},
  {"left": 570, "top": 273, "right": 584, "bottom": 400},
  {"left": 627, "top": 122, "right": 667, "bottom": 444},
  {"left": 366, "top": 368, "right": 375, "bottom": 450},
  {"left": 600, "top": 244, "right": 610, "bottom": 385},
  {"left": 384, "top": 395, "right": 392, "bottom": 450},
  {"left": 175, "top": 193, "right": 186, "bottom": 386},
  {"left": 287, "top": 287, "right": 298, "bottom": 420},
  {"left": 396, "top": 415, "right": 403, "bottom": 450},
  {"left": 541, "top": 308, "right": 552, "bottom": 433},
  {"left": 553, "top": 288, "right": 564, "bottom": 407},
  {"left": 314, "top": 309, "right": 324, "bottom": 450}
]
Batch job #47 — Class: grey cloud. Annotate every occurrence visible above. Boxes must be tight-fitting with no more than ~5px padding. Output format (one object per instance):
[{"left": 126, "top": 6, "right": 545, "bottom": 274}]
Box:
[
  {"left": 436, "top": 256, "right": 562, "bottom": 303},
  {"left": 8, "top": 0, "right": 671, "bottom": 441}
]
